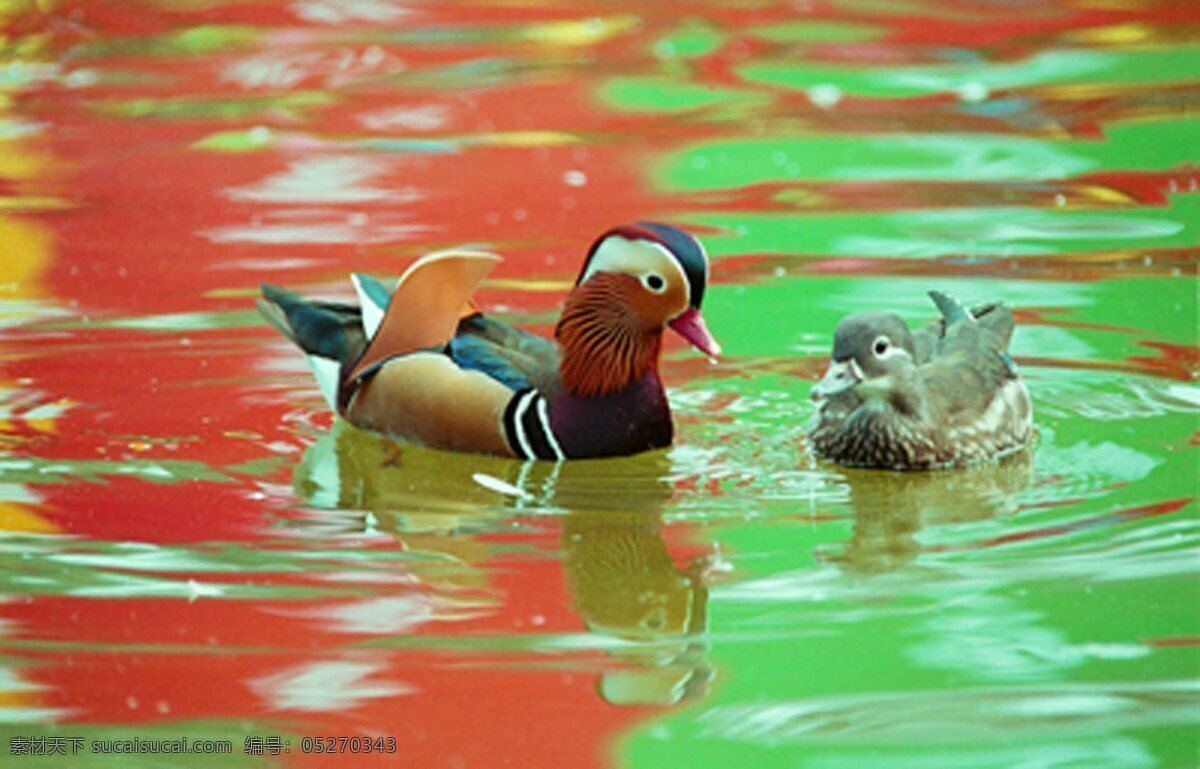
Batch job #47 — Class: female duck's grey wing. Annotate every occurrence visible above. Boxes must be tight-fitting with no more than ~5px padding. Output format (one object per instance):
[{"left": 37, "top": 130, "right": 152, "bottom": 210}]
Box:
[
  {"left": 922, "top": 342, "right": 1014, "bottom": 417},
  {"left": 921, "top": 293, "right": 1021, "bottom": 419},
  {"left": 919, "top": 293, "right": 1014, "bottom": 362}
]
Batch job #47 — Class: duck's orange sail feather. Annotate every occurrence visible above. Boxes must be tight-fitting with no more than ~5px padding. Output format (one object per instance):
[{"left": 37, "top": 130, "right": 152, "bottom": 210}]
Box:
[{"left": 345, "top": 251, "right": 501, "bottom": 384}]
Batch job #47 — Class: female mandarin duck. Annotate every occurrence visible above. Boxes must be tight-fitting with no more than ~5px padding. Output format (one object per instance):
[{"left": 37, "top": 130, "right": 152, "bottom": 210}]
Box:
[
  {"left": 809, "top": 291, "right": 1032, "bottom": 470},
  {"left": 257, "top": 222, "right": 720, "bottom": 460}
]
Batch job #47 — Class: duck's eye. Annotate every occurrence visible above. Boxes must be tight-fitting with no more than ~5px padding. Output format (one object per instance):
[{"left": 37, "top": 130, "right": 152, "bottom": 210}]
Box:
[
  {"left": 873, "top": 337, "right": 890, "bottom": 356},
  {"left": 643, "top": 273, "right": 666, "bottom": 293}
]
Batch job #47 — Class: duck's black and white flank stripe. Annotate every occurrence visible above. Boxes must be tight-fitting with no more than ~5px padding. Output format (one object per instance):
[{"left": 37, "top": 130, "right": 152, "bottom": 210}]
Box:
[{"left": 503, "top": 388, "right": 567, "bottom": 460}]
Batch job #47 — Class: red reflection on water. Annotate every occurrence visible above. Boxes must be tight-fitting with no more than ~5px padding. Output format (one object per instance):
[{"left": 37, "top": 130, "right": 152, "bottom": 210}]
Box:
[
  {"left": 0, "top": 1, "right": 1195, "bottom": 766},
  {"left": 3, "top": 2, "right": 719, "bottom": 763}
]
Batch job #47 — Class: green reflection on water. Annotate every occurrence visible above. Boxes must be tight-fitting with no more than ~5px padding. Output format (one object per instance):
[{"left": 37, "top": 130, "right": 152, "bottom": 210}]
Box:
[
  {"left": 741, "top": 46, "right": 1200, "bottom": 97},
  {"left": 598, "top": 8, "right": 1200, "bottom": 768},
  {"left": 661, "top": 119, "right": 1200, "bottom": 186},
  {"left": 683, "top": 198, "right": 1197, "bottom": 259},
  {"left": 1, "top": 2, "right": 1196, "bottom": 767}
]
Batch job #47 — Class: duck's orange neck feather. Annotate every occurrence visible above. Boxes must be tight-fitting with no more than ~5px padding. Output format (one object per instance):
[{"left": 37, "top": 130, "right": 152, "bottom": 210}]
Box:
[{"left": 555, "top": 274, "right": 662, "bottom": 398}]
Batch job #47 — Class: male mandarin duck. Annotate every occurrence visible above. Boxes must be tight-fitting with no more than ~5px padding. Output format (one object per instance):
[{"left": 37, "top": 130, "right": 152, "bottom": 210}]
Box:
[
  {"left": 257, "top": 222, "right": 720, "bottom": 460},
  {"left": 808, "top": 291, "right": 1032, "bottom": 470}
]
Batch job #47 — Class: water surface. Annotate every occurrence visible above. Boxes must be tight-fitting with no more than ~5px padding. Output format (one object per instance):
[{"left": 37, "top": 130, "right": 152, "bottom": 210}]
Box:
[{"left": 0, "top": 1, "right": 1197, "bottom": 767}]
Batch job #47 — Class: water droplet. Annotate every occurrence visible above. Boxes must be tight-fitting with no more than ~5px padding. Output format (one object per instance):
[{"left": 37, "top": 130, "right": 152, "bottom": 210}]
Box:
[
  {"left": 361, "top": 46, "right": 386, "bottom": 68},
  {"left": 958, "top": 82, "right": 989, "bottom": 103},
  {"left": 1055, "top": 194, "right": 1066, "bottom": 207},
  {"left": 126, "top": 696, "right": 139, "bottom": 711},
  {"left": 563, "top": 170, "right": 587, "bottom": 187},
  {"left": 806, "top": 84, "right": 842, "bottom": 109},
  {"left": 65, "top": 68, "right": 99, "bottom": 88}
]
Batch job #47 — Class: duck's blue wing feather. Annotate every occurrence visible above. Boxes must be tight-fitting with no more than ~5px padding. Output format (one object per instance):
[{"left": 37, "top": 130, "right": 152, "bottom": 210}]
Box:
[
  {"left": 449, "top": 334, "right": 536, "bottom": 390},
  {"left": 448, "top": 315, "right": 560, "bottom": 394}
]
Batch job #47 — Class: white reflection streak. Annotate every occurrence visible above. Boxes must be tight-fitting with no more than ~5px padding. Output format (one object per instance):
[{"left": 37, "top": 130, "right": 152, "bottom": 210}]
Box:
[
  {"left": 358, "top": 104, "right": 449, "bottom": 131},
  {"left": 907, "top": 594, "right": 1148, "bottom": 682},
  {"left": 715, "top": 515, "right": 1200, "bottom": 606},
  {"left": 292, "top": 0, "right": 411, "bottom": 24},
  {"left": 0, "top": 665, "right": 76, "bottom": 724},
  {"left": 310, "top": 595, "right": 434, "bottom": 635},
  {"left": 225, "top": 156, "right": 419, "bottom": 204},
  {"left": 202, "top": 216, "right": 429, "bottom": 245},
  {"left": 250, "top": 660, "right": 414, "bottom": 712},
  {"left": 696, "top": 679, "right": 1199, "bottom": 745}
]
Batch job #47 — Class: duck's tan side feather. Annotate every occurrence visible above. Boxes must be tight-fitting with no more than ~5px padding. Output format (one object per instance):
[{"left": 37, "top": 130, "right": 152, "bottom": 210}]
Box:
[
  {"left": 345, "top": 352, "right": 516, "bottom": 456},
  {"left": 346, "top": 251, "right": 501, "bottom": 383}
]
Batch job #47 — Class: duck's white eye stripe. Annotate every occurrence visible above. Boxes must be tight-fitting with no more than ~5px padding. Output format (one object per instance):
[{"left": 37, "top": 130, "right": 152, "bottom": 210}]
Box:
[
  {"left": 872, "top": 336, "right": 909, "bottom": 360},
  {"left": 646, "top": 242, "right": 689, "bottom": 303},
  {"left": 875, "top": 345, "right": 909, "bottom": 360}
]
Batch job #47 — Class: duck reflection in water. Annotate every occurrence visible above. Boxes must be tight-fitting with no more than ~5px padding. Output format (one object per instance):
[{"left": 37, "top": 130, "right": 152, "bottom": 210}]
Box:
[
  {"left": 826, "top": 448, "right": 1034, "bottom": 575},
  {"left": 291, "top": 421, "right": 715, "bottom": 705},
  {"left": 552, "top": 456, "right": 714, "bottom": 706}
]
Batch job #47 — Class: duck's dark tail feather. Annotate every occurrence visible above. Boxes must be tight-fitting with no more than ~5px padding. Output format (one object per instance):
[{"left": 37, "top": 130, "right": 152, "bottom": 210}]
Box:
[
  {"left": 928, "top": 290, "right": 974, "bottom": 326},
  {"left": 257, "top": 284, "right": 368, "bottom": 366},
  {"left": 258, "top": 285, "right": 374, "bottom": 410}
]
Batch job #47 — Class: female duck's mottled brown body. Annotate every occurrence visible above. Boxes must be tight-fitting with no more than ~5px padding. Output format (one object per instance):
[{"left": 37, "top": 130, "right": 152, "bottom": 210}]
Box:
[
  {"left": 809, "top": 292, "right": 1032, "bottom": 470},
  {"left": 258, "top": 222, "right": 720, "bottom": 460}
]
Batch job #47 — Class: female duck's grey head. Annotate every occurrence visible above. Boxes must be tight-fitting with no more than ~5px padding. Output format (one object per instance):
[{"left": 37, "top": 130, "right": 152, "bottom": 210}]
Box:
[{"left": 812, "top": 312, "right": 917, "bottom": 401}]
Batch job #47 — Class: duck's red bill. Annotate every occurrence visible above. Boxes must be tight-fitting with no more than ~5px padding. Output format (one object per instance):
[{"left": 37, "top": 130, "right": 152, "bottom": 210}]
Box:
[{"left": 669, "top": 308, "right": 722, "bottom": 361}]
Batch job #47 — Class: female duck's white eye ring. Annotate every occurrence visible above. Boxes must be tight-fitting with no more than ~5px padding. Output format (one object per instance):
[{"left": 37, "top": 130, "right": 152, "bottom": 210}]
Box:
[
  {"left": 643, "top": 272, "right": 666, "bottom": 293},
  {"left": 872, "top": 336, "right": 890, "bottom": 357}
]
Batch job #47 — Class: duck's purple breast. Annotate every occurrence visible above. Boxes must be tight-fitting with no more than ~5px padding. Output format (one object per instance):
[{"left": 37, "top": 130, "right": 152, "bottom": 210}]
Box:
[{"left": 551, "top": 372, "right": 673, "bottom": 459}]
